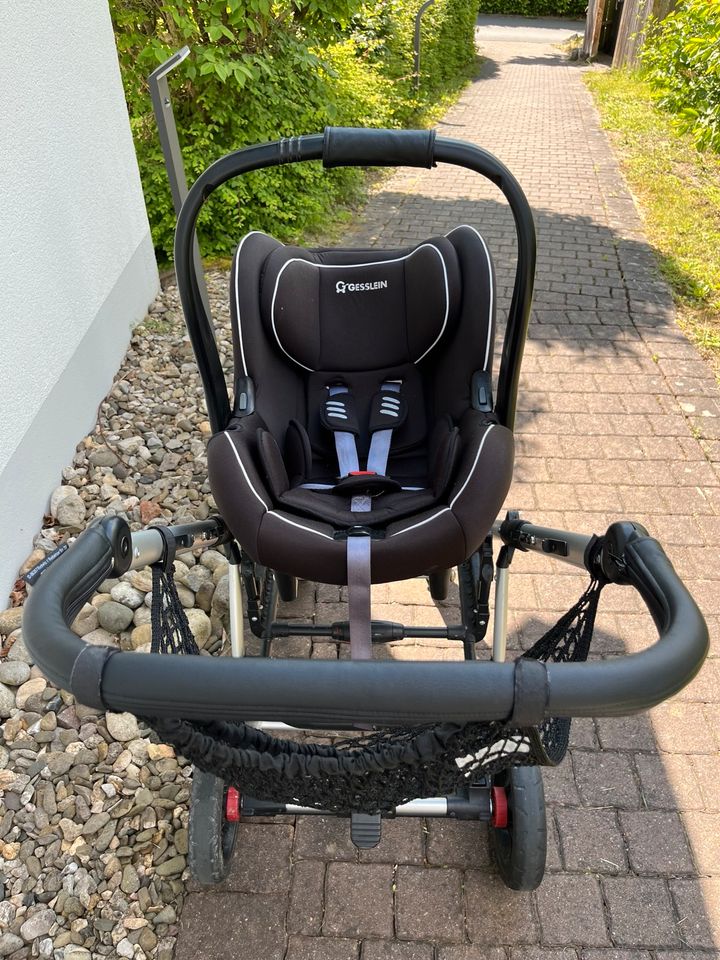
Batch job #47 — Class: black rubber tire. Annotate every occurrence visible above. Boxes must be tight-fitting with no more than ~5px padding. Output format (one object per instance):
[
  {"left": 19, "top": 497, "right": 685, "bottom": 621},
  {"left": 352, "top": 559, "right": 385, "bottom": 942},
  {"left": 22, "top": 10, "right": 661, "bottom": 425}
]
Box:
[
  {"left": 188, "top": 768, "right": 238, "bottom": 885},
  {"left": 489, "top": 765, "right": 547, "bottom": 891}
]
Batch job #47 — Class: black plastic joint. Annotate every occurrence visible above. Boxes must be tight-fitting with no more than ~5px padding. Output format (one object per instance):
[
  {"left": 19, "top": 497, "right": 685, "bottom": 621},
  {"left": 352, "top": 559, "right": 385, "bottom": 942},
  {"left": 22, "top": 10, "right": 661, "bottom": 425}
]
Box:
[
  {"left": 94, "top": 516, "right": 133, "bottom": 576},
  {"left": 599, "top": 521, "right": 650, "bottom": 584}
]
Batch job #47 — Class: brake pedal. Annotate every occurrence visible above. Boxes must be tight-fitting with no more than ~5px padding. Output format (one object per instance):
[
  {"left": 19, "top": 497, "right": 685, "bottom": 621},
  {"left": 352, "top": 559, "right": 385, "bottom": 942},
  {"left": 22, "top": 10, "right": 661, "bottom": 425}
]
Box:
[{"left": 350, "top": 812, "right": 382, "bottom": 849}]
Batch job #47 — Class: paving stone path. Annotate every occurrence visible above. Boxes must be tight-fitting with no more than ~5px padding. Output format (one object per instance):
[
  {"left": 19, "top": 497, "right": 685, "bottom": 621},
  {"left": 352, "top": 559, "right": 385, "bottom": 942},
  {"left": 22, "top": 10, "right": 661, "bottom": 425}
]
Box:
[{"left": 175, "top": 20, "right": 720, "bottom": 960}]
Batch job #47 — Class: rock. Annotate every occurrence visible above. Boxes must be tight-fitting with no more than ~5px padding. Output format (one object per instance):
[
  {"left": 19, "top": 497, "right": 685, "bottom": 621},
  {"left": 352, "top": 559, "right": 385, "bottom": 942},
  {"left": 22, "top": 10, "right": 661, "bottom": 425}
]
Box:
[
  {"left": 20, "top": 907, "right": 56, "bottom": 941},
  {"left": 120, "top": 864, "right": 140, "bottom": 895},
  {"left": 16, "top": 677, "right": 47, "bottom": 709},
  {"left": 88, "top": 447, "right": 118, "bottom": 467},
  {"left": 129, "top": 569, "right": 153, "bottom": 593},
  {"left": 19, "top": 548, "right": 46, "bottom": 576},
  {"left": 130, "top": 624, "right": 152, "bottom": 649},
  {"left": 71, "top": 603, "right": 99, "bottom": 637},
  {"left": 185, "top": 564, "right": 212, "bottom": 592},
  {"left": 195, "top": 579, "right": 215, "bottom": 612},
  {"left": 199, "top": 549, "right": 227, "bottom": 573},
  {"left": 174, "top": 828, "right": 189, "bottom": 855},
  {"left": 97, "top": 600, "right": 134, "bottom": 633},
  {"left": 49, "top": 485, "right": 76, "bottom": 518},
  {"left": 6, "top": 630, "right": 31, "bottom": 662},
  {"left": 159, "top": 452, "right": 181, "bottom": 473},
  {"left": 147, "top": 743, "right": 174, "bottom": 760},
  {"left": 116, "top": 938, "right": 134, "bottom": 959},
  {"left": 59, "top": 818, "right": 83, "bottom": 841},
  {"left": 155, "top": 854, "right": 186, "bottom": 876},
  {"left": 140, "top": 500, "right": 162, "bottom": 524},
  {"left": 0, "top": 608, "right": 23, "bottom": 636},
  {"left": 176, "top": 584, "right": 195, "bottom": 609},
  {"left": 110, "top": 583, "right": 144, "bottom": 609},
  {"left": 153, "top": 905, "right": 176, "bottom": 925},
  {"left": 82, "top": 628, "right": 117, "bottom": 647},
  {"left": 57, "top": 705, "right": 81, "bottom": 729},
  {"left": 105, "top": 712, "right": 141, "bottom": 743},
  {"left": 0, "top": 934, "right": 24, "bottom": 957},
  {"left": 185, "top": 609, "right": 211, "bottom": 648},
  {"left": 81, "top": 812, "right": 110, "bottom": 835},
  {"left": 65, "top": 950, "right": 92, "bottom": 960},
  {"left": 0, "top": 661, "right": 30, "bottom": 686},
  {"left": 56, "top": 493, "right": 86, "bottom": 527},
  {"left": 44, "top": 753, "right": 75, "bottom": 777},
  {"left": 139, "top": 927, "right": 158, "bottom": 953}
]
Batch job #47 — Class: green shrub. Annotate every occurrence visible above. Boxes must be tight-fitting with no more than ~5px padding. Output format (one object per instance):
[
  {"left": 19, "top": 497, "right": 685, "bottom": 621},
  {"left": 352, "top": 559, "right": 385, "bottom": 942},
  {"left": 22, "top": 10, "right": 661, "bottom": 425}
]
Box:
[
  {"left": 476, "top": 0, "right": 586, "bottom": 17},
  {"left": 110, "top": 0, "right": 477, "bottom": 261},
  {"left": 641, "top": 0, "right": 720, "bottom": 152}
]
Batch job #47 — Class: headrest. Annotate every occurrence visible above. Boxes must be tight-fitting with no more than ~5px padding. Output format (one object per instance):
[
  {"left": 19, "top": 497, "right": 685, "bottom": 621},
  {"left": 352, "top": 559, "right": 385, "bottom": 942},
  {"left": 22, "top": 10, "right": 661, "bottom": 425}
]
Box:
[{"left": 258, "top": 238, "right": 461, "bottom": 372}]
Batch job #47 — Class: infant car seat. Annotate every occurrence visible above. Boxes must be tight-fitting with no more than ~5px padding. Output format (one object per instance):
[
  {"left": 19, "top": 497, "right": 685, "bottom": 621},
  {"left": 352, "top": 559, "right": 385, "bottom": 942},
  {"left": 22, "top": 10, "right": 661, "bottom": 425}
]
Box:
[{"left": 207, "top": 225, "right": 514, "bottom": 592}]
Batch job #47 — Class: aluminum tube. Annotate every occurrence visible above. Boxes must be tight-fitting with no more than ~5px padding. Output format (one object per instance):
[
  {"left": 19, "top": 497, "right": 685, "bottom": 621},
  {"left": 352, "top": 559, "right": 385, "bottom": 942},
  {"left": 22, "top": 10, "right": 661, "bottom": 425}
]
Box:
[
  {"left": 228, "top": 562, "right": 244, "bottom": 658},
  {"left": 283, "top": 798, "right": 449, "bottom": 817},
  {"left": 129, "top": 530, "right": 165, "bottom": 570},
  {"left": 493, "top": 566, "right": 509, "bottom": 663}
]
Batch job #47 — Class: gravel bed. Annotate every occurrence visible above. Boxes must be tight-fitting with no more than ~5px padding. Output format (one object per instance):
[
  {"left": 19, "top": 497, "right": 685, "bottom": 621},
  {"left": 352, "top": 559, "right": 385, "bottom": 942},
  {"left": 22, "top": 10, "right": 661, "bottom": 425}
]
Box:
[{"left": 0, "top": 272, "right": 236, "bottom": 960}]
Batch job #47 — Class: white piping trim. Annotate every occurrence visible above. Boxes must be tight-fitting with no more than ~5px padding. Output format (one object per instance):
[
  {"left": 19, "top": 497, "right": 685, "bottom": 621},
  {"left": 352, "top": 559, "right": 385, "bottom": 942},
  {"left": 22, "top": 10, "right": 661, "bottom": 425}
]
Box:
[
  {"left": 222, "top": 432, "right": 270, "bottom": 511},
  {"left": 413, "top": 245, "right": 450, "bottom": 364},
  {"left": 445, "top": 225, "right": 494, "bottom": 371},
  {"left": 266, "top": 512, "right": 335, "bottom": 540},
  {"left": 233, "top": 231, "right": 268, "bottom": 377},
  {"left": 270, "top": 259, "right": 315, "bottom": 372},
  {"left": 269, "top": 244, "right": 451, "bottom": 371},
  {"left": 390, "top": 508, "right": 452, "bottom": 538},
  {"left": 449, "top": 424, "right": 495, "bottom": 509}
]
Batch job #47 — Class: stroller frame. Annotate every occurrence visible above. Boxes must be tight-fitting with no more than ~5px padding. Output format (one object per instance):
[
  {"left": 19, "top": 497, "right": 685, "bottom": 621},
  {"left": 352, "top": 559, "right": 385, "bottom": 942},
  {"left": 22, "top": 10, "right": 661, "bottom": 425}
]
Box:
[{"left": 23, "top": 128, "right": 709, "bottom": 890}]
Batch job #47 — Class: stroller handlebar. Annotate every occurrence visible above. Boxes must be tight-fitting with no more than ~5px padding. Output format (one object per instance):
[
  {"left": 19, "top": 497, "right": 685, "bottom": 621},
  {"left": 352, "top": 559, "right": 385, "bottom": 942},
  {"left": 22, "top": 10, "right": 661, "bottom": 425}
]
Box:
[
  {"left": 323, "top": 126, "right": 437, "bottom": 169},
  {"left": 22, "top": 517, "right": 708, "bottom": 726}
]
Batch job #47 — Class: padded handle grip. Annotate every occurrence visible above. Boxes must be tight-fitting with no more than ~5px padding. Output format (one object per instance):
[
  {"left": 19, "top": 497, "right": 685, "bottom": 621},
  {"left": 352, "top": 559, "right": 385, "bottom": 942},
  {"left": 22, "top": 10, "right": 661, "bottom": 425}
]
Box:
[
  {"left": 323, "top": 126, "right": 436, "bottom": 169},
  {"left": 22, "top": 517, "right": 708, "bottom": 724}
]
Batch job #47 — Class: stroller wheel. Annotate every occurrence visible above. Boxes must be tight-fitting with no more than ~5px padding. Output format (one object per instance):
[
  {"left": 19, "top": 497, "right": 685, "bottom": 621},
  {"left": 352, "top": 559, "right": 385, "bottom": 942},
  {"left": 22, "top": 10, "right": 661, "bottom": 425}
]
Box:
[
  {"left": 188, "top": 768, "right": 239, "bottom": 885},
  {"left": 489, "top": 765, "right": 547, "bottom": 891}
]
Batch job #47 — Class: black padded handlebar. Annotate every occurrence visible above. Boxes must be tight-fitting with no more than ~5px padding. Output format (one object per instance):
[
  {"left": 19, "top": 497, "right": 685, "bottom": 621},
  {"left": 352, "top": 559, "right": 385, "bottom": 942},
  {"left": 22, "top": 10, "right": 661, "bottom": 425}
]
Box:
[
  {"left": 22, "top": 518, "right": 708, "bottom": 725},
  {"left": 323, "top": 127, "right": 436, "bottom": 168}
]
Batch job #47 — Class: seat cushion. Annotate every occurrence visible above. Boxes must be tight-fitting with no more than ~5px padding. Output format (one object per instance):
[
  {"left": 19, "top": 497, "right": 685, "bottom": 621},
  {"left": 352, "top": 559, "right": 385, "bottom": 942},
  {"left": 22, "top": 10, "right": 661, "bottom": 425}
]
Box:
[{"left": 207, "top": 412, "right": 513, "bottom": 584}]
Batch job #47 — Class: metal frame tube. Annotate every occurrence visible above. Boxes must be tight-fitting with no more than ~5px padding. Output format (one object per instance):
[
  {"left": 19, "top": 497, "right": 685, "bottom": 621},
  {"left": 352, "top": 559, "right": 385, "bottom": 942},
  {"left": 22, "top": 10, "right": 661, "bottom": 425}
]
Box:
[
  {"left": 228, "top": 560, "right": 245, "bottom": 658},
  {"left": 148, "top": 47, "right": 212, "bottom": 322},
  {"left": 492, "top": 566, "right": 509, "bottom": 662},
  {"left": 281, "top": 798, "right": 450, "bottom": 817}
]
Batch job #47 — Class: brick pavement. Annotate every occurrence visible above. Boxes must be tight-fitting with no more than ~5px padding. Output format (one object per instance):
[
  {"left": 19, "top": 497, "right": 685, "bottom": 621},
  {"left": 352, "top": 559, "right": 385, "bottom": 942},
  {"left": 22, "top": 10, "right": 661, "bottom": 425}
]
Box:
[{"left": 175, "top": 21, "right": 720, "bottom": 960}]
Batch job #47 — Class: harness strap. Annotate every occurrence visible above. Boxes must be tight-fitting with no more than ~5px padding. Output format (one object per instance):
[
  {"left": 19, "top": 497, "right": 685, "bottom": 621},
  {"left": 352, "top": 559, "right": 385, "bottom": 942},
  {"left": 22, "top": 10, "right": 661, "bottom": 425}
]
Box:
[
  {"left": 366, "top": 381, "right": 403, "bottom": 476},
  {"left": 347, "top": 535, "right": 373, "bottom": 660},
  {"left": 327, "top": 385, "right": 360, "bottom": 475}
]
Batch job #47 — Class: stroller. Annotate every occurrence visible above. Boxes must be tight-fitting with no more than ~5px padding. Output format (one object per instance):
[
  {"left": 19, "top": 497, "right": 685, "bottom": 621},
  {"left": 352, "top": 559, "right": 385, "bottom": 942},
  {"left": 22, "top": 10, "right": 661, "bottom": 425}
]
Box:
[{"left": 23, "top": 127, "right": 708, "bottom": 892}]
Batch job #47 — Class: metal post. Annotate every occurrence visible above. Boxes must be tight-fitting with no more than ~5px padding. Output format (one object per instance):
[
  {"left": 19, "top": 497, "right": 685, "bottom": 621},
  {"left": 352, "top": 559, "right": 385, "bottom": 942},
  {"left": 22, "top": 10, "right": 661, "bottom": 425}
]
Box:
[
  {"left": 413, "top": 0, "right": 436, "bottom": 92},
  {"left": 148, "top": 47, "right": 212, "bottom": 320}
]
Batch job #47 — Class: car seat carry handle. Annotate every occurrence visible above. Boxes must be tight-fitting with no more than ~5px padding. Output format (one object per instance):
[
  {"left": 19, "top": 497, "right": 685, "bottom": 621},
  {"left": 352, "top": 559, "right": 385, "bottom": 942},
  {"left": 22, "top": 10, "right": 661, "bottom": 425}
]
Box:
[
  {"left": 323, "top": 127, "right": 436, "bottom": 169},
  {"left": 22, "top": 517, "right": 707, "bottom": 726}
]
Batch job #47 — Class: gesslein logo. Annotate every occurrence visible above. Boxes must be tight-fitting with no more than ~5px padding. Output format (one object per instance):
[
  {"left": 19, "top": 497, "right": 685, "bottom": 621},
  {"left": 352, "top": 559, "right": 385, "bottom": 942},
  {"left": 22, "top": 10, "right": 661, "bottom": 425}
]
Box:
[{"left": 335, "top": 280, "right": 388, "bottom": 294}]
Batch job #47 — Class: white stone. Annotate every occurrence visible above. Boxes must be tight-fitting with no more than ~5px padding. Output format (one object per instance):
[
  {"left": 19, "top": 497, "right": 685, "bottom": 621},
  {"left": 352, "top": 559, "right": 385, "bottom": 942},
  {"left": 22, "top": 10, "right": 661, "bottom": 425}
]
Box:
[{"left": 105, "top": 711, "right": 141, "bottom": 743}]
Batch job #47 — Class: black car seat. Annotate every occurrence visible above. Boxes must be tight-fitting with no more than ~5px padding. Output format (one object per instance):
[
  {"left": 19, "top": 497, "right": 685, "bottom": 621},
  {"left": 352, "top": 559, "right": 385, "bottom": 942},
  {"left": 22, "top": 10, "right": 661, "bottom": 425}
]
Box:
[{"left": 207, "top": 225, "right": 514, "bottom": 600}]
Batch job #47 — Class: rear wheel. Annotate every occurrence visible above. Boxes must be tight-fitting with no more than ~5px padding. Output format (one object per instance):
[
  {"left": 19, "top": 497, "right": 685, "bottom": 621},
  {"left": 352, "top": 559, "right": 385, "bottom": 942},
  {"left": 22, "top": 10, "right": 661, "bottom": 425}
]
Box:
[
  {"left": 188, "top": 769, "right": 239, "bottom": 884},
  {"left": 489, "top": 765, "right": 547, "bottom": 890}
]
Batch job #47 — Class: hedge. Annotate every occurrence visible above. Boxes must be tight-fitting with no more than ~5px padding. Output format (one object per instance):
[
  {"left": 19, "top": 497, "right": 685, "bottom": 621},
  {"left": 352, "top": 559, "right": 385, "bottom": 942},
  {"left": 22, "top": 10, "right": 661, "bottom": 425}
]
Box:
[
  {"left": 110, "top": 0, "right": 477, "bottom": 261},
  {"left": 476, "top": 0, "right": 586, "bottom": 16},
  {"left": 641, "top": 0, "right": 720, "bottom": 152}
]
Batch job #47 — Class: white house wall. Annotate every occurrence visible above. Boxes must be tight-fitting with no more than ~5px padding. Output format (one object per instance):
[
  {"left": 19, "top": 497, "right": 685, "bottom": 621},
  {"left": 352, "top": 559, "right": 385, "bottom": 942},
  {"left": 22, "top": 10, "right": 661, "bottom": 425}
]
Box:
[{"left": 0, "top": 1, "right": 159, "bottom": 599}]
